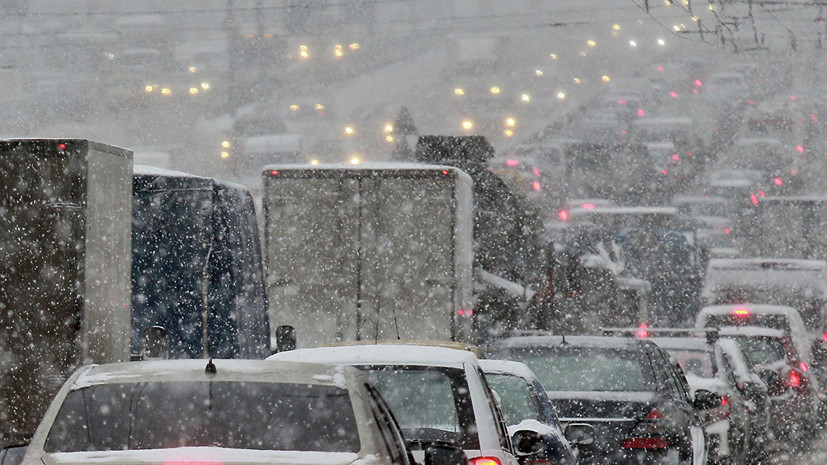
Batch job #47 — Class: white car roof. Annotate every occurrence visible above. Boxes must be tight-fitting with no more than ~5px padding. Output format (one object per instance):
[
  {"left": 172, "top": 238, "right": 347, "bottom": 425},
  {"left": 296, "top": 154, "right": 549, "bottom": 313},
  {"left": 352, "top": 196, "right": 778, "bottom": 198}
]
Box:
[
  {"left": 717, "top": 326, "right": 787, "bottom": 338},
  {"left": 73, "top": 359, "right": 350, "bottom": 389},
  {"left": 268, "top": 344, "right": 479, "bottom": 368},
  {"left": 479, "top": 359, "right": 537, "bottom": 381},
  {"left": 698, "top": 303, "right": 799, "bottom": 317},
  {"left": 708, "top": 258, "right": 827, "bottom": 271}
]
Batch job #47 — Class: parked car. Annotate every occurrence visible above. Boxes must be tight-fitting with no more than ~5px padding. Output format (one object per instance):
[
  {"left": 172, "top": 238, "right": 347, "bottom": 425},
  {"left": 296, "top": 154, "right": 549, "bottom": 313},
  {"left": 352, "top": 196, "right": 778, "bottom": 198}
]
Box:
[
  {"left": 19, "top": 359, "right": 466, "bottom": 465},
  {"left": 0, "top": 444, "right": 26, "bottom": 465},
  {"left": 717, "top": 326, "right": 820, "bottom": 446},
  {"left": 269, "top": 344, "right": 544, "bottom": 465},
  {"left": 479, "top": 359, "right": 576, "bottom": 465},
  {"left": 484, "top": 335, "right": 713, "bottom": 465}
]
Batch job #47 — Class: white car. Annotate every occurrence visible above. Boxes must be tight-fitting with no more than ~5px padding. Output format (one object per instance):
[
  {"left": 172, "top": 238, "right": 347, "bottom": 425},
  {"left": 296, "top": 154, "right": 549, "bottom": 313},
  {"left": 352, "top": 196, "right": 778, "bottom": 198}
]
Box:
[
  {"left": 19, "top": 359, "right": 466, "bottom": 465},
  {"left": 269, "top": 344, "right": 543, "bottom": 465}
]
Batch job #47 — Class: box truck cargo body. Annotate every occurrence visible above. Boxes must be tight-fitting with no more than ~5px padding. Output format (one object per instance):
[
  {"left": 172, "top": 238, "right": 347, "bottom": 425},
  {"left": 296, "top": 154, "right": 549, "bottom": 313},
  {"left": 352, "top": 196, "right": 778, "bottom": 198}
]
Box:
[
  {"left": 262, "top": 164, "right": 474, "bottom": 348},
  {"left": 0, "top": 139, "right": 133, "bottom": 442}
]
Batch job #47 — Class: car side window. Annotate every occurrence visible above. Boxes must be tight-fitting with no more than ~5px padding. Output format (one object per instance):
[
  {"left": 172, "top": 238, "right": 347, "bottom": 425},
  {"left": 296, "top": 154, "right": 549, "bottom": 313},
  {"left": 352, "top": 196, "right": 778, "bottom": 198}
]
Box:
[
  {"left": 476, "top": 367, "right": 512, "bottom": 452},
  {"left": 365, "top": 383, "right": 412, "bottom": 465},
  {"left": 669, "top": 358, "right": 693, "bottom": 403}
]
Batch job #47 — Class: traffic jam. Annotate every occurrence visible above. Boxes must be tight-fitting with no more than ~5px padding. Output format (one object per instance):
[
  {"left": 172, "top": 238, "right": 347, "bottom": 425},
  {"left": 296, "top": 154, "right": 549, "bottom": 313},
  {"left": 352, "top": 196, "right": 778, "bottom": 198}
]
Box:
[{"left": 3, "top": 1, "right": 827, "bottom": 465}]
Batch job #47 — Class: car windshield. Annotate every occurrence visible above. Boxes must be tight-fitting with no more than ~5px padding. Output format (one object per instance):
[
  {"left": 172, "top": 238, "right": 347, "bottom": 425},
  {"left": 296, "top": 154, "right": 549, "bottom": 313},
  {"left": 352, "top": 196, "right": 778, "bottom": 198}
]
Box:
[
  {"left": 495, "top": 347, "right": 658, "bottom": 392},
  {"left": 361, "top": 365, "right": 479, "bottom": 449},
  {"left": 484, "top": 372, "right": 542, "bottom": 426},
  {"left": 732, "top": 336, "right": 789, "bottom": 365},
  {"left": 44, "top": 382, "right": 359, "bottom": 452},
  {"left": 667, "top": 349, "right": 715, "bottom": 377}
]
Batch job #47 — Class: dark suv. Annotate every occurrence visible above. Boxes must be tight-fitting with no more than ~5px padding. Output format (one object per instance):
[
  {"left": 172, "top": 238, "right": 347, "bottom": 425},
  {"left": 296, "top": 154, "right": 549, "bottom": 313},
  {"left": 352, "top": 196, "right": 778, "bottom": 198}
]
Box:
[{"left": 485, "top": 335, "right": 715, "bottom": 465}]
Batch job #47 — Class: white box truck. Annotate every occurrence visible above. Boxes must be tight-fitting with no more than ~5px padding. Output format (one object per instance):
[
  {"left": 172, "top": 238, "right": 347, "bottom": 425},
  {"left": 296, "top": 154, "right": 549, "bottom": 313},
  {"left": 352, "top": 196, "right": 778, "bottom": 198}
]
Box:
[
  {"left": 0, "top": 139, "right": 133, "bottom": 442},
  {"left": 262, "top": 163, "right": 475, "bottom": 348}
]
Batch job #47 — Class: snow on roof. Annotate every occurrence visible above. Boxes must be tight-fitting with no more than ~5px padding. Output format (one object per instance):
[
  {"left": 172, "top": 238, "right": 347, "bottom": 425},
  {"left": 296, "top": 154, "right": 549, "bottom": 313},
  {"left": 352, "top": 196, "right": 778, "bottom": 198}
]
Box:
[
  {"left": 133, "top": 164, "right": 206, "bottom": 179},
  {"left": 649, "top": 337, "right": 711, "bottom": 351},
  {"left": 73, "top": 360, "right": 348, "bottom": 389},
  {"left": 708, "top": 258, "right": 827, "bottom": 271},
  {"left": 717, "top": 326, "right": 787, "bottom": 338},
  {"left": 268, "top": 344, "right": 479, "bottom": 368},
  {"left": 699, "top": 304, "right": 799, "bottom": 316},
  {"left": 46, "top": 448, "right": 360, "bottom": 465},
  {"left": 486, "top": 335, "right": 649, "bottom": 351},
  {"left": 479, "top": 359, "right": 537, "bottom": 381}
]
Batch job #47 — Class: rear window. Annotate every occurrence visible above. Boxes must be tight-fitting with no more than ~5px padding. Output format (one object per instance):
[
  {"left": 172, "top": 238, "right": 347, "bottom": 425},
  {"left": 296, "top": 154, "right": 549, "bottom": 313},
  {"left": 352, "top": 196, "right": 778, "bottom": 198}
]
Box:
[
  {"left": 732, "top": 336, "right": 789, "bottom": 365},
  {"left": 494, "top": 347, "right": 657, "bottom": 392},
  {"left": 361, "top": 365, "right": 479, "bottom": 449},
  {"left": 45, "top": 382, "right": 359, "bottom": 452},
  {"left": 667, "top": 349, "right": 715, "bottom": 377}
]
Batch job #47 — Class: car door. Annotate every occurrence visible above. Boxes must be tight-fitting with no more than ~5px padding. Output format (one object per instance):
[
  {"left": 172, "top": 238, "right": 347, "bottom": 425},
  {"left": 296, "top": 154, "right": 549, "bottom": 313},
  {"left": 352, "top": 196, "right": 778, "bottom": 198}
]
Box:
[{"left": 664, "top": 351, "right": 708, "bottom": 465}]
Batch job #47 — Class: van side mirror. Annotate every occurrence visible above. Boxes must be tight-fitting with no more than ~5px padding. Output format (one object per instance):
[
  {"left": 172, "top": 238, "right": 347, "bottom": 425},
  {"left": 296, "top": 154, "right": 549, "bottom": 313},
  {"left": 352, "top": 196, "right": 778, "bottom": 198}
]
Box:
[
  {"left": 136, "top": 325, "right": 169, "bottom": 360},
  {"left": 564, "top": 423, "right": 595, "bottom": 446},
  {"left": 693, "top": 389, "right": 721, "bottom": 410},
  {"left": 511, "top": 429, "right": 545, "bottom": 456},
  {"left": 276, "top": 325, "right": 296, "bottom": 352},
  {"left": 425, "top": 443, "right": 467, "bottom": 465}
]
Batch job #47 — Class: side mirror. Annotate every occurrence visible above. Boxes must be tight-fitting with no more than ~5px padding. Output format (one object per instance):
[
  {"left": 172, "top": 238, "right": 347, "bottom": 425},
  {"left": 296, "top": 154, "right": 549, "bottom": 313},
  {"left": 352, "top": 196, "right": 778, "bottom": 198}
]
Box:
[
  {"left": 564, "top": 423, "right": 595, "bottom": 446},
  {"left": 276, "top": 325, "right": 297, "bottom": 353},
  {"left": 693, "top": 389, "right": 721, "bottom": 410},
  {"left": 425, "top": 443, "right": 467, "bottom": 465},
  {"left": 511, "top": 429, "right": 545, "bottom": 457}
]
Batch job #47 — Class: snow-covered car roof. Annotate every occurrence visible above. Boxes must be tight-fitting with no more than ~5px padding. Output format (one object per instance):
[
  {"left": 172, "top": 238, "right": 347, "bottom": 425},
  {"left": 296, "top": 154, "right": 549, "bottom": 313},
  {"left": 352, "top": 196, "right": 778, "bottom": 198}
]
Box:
[
  {"left": 649, "top": 336, "right": 711, "bottom": 352},
  {"left": 708, "top": 257, "right": 827, "bottom": 271},
  {"left": 478, "top": 359, "right": 537, "bottom": 380},
  {"left": 697, "top": 304, "right": 800, "bottom": 318},
  {"left": 717, "top": 326, "right": 787, "bottom": 338},
  {"left": 72, "top": 359, "right": 349, "bottom": 389},
  {"left": 268, "top": 343, "right": 480, "bottom": 368},
  {"left": 485, "top": 335, "right": 654, "bottom": 351}
]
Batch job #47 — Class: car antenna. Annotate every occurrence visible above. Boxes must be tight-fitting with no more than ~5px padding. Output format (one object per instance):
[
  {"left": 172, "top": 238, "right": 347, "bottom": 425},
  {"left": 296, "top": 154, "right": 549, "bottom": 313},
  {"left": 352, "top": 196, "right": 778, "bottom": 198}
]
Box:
[
  {"left": 561, "top": 334, "right": 567, "bottom": 345},
  {"left": 205, "top": 358, "right": 217, "bottom": 374}
]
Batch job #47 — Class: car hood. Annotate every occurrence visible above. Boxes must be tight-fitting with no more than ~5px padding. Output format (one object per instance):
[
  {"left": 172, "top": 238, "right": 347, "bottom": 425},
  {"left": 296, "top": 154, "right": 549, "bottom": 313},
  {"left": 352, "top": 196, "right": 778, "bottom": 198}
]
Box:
[
  {"left": 42, "top": 448, "right": 363, "bottom": 465},
  {"left": 545, "top": 391, "right": 658, "bottom": 420}
]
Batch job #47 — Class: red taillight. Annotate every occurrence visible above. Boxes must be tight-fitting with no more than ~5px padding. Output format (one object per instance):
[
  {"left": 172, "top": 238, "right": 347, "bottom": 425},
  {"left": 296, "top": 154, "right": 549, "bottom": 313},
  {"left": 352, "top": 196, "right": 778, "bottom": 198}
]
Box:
[
  {"left": 57, "top": 142, "right": 67, "bottom": 150},
  {"left": 801, "top": 362, "right": 808, "bottom": 372},
  {"left": 733, "top": 307, "right": 750, "bottom": 317},
  {"left": 789, "top": 369, "right": 802, "bottom": 388},
  {"left": 672, "top": 154, "right": 680, "bottom": 162},
  {"left": 750, "top": 193, "right": 760, "bottom": 205},
  {"left": 721, "top": 395, "right": 730, "bottom": 406},
  {"left": 559, "top": 209, "right": 569, "bottom": 221},
  {"left": 724, "top": 228, "right": 731, "bottom": 235},
  {"left": 774, "top": 177, "right": 783, "bottom": 186},
  {"left": 796, "top": 145, "right": 805, "bottom": 153},
  {"left": 645, "top": 409, "right": 664, "bottom": 420},
  {"left": 506, "top": 159, "right": 520, "bottom": 167},
  {"left": 821, "top": 332, "right": 827, "bottom": 342},
  {"left": 637, "top": 109, "right": 645, "bottom": 117},
  {"left": 582, "top": 203, "right": 595, "bottom": 210},
  {"left": 470, "top": 457, "right": 502, "bottom": 465},
  {"left": 637, "top": 324, "right": 650, "bottom": 338},
  {"left": 270, "top": 170, "right": 279, "bottom": 176},
  {"left": 622, "top": 438, "right": 669, "bottom": 449},
  {"left": 441, "top": 170, "right": 450, "bottom": 175},
  {"left": 694, "top": 79, "right": 703, "bottom": 87}
]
